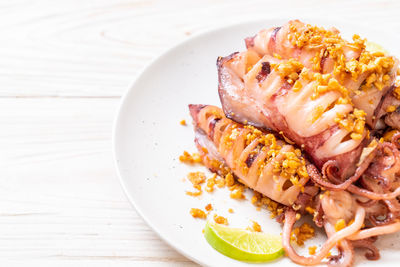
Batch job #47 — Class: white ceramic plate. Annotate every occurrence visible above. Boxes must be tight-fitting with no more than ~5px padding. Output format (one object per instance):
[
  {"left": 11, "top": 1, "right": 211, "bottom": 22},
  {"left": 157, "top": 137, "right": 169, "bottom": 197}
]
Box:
[{"left": 113, "top": 18, "right": 400, "bottom": 266}]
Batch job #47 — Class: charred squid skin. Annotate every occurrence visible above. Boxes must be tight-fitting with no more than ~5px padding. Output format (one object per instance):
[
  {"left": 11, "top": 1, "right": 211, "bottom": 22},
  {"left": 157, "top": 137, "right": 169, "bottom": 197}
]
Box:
[
  {"left": 268, "top": 26, "right": 281, "bottom": 53},
  {"left": 256, "top": 62, "right": 271, "bottom": 82},
  {"left": 208, "top": 117, "right": 221, "bottom": 140},
  {"left": 188, "top": 104, "right": 207, "bottom": 126},
  {"left": 320, "top": 48, "right": 329, "bottom": 71},
  {"left": 217, "top": 53, "right": 272, "bottom": 130},
  {"left": 244, "top": 26, "right": 281, "bottom": 51},
  {"left": 245, "top": 35, "right": 256, "bottom": 49}
]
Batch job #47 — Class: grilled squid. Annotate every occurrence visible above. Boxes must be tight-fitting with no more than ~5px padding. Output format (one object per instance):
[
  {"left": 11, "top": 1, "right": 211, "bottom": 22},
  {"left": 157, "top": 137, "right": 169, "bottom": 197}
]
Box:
[
  {"left": 218, "top": 52, "right": 366, "bottom": 179},
  {"left": 189, "top": 104, "right": 318, "bottom": 207},
  {"left": 245, "top": 20, "right": 398, "bottom": 127},
  {"left": 185, "top": 20, "right": 400, "bottom": 267},
  {"left": 218, "top": 20, "right": 399, "bottom": 179}
]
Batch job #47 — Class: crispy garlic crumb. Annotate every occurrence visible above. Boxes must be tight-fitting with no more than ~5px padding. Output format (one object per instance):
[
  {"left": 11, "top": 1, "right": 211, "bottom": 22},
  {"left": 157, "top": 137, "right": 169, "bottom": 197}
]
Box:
[
  {"left": 291, "top": 223, "right": 315, "bottom": 246},
  {"left": 190, "top": 156, "right": 244, "bottom": 195},
  {"left": 251, "top": 191, "right": 284, "bottom": 218},
  {"left": 273, "top": 59, "right": 304, "bottom": 84},
  {"left": 308, "top": 246, "right": 317, "bottom": 255},
  {"left": 204, "top": 158, "right": 247, "bottom": 198},
  {"left": 334, "top": 219, "right": 347, "bottom": 232},
  {"left": 186, "top": 188, "right": 202, "bottom": 197},
  {"left": 190, "top": 208, "right": 207, "bottom": 219},
  {"left": 288, "top": 23, "right": 395, "bottom": 92},
  {"left": 305, "top": 206, "right": 315, "bottom": 215},
  {"left": 179, "top": 151, "right": 202, "bottom": 164},
  {"left": 383, "top": 130, "right": 399, "bottom": 142},
  {"left": 215, "top": 176, "right": 226, "bottom": 188},
  {"left": 278, "top": 151, "right": 308, "bottom": 191},
  {"left": 187, "top": 172, "right": 206, "bottom": 185},
  {"left": 334, "top": 108, "right": 366, "bottom": 141},
  {"left": 205, "top": 173, "right": 217, "bottom": 193},
  {"left": 205, "top": 203, "right": 213, "bottom": 211},
  {"left": 186, "top": 172, "right": 206, "bottom": 197},
  {"left": 214, "top": 214, "right": 228, "bottom": 225},
  {"left": 251, "top": 195, "right": 258, "bottom": 204},
  {"left": 273, "top": 53, "right": 282, "bottom": 59},
  {"left": 251, "top": 221, "right": 262, "bottom": 232},
  {"left": 225, "top": 172, "right": 235, "bottom": 187},
  {"left": 180, "top": 119, "right": 187, "bottom": 126},
  {"left": 230, "top": 184, "right": 246, "bottom": 199},
  {"left": 222, "top": 125, "right": 240, "bottom": 150},
  {"left": 386, "top": 105, "right": 397, "bottom": 113},
  {"left": 228, "top": 208, "right": 234, "bottom": 213},
  {"left": 208, "top": 158, "right": 230, "bottom": 176},
  {"left": 282, "top": 23, "right": 397, "bottom": 140}
]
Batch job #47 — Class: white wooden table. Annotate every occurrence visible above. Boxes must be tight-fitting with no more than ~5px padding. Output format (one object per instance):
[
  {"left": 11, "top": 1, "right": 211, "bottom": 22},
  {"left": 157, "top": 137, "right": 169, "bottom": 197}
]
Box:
[{"left": 1, "top": 0, "right": 399, "bottom": 266}]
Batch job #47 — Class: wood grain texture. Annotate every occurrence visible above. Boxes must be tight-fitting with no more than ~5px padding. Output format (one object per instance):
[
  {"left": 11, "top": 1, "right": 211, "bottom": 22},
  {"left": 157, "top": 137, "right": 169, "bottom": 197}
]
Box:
[
  {"left": 1, "top": 0, "right": 400, "bottom": 266},
  {"left": 1, "top": 0, "right": 400, "bottom": 97},
  {"left": 0, "top": 98, "right": 195, "bottom": 266}
]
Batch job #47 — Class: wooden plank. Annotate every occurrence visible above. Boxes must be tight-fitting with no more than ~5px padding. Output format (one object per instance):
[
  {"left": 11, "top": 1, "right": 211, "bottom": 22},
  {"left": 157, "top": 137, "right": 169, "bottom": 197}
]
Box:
[
  {"left": 0, "top": 0, "right": 399, "bottom": 97},
  {"left": 0, "top": 98, "right": 194, "bottom": 265}
]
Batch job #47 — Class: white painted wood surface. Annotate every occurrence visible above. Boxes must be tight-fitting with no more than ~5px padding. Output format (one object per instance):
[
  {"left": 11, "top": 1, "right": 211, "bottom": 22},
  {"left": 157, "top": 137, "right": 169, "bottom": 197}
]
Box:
[{"left": 1, "top": 0, "right": 400, "bottom": 266}]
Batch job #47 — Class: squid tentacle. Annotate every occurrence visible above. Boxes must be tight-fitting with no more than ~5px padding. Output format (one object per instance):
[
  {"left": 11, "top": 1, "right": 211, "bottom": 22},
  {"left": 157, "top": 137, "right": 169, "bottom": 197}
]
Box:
[
  {"left": 282, "top": 207, "right": 365, "bottom": 266},
  {"left": 349, "top": 221, "right": 400, "bottom": 240},
  {"left": 351, "top": 239, "right": 380, "bottom": 260}
]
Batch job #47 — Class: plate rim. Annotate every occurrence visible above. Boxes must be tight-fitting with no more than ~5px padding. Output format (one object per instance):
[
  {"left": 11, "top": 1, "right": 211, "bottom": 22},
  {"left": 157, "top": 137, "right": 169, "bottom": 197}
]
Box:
[{"left": 112, "top": 16, "right": 397, "bottom": 266}]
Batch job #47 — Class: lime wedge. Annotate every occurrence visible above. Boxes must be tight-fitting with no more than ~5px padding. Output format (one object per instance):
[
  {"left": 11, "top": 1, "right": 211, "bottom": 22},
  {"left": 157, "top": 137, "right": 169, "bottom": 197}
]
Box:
[{"left": 204, "top": 221, "right": 284, "bottom": 262}]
